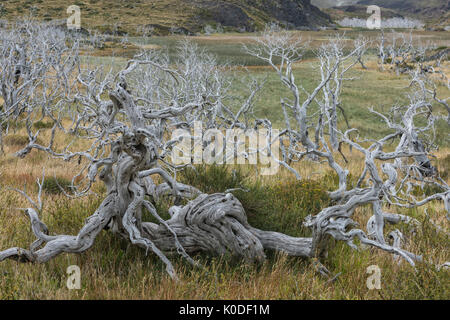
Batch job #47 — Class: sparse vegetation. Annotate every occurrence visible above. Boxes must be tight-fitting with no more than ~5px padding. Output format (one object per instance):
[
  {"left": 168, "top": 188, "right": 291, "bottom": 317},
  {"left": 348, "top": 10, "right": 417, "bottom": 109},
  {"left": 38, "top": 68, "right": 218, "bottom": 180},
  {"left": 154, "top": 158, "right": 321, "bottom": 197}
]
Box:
[
  {"left": 42, "top": 176, "right": 73, "bottom": 195},
  {"left": 3, "top": 135, "right": 30, "bottom": 147},
  {"left": 0, "top": 0, "right": 332, "bottom": 35},
  {"left": 0, "top": 13, "right": 448, "bottom": 301}
]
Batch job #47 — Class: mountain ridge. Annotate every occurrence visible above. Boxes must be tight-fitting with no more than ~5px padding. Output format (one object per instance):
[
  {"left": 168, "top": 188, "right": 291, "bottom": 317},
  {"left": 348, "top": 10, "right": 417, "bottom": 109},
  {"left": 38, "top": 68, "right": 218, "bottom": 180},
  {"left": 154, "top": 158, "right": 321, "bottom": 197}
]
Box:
[
  {"left": 0, "top": 0, "right": 332, "bottom": 35},
  {"left": 313, "top": 0, "right": 449, "bottom": 27}
]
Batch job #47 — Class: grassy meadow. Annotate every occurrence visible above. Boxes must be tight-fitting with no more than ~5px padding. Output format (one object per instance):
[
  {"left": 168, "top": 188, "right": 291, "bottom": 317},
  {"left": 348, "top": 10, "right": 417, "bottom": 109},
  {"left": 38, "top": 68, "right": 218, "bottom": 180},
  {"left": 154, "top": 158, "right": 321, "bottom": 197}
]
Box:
[{"left": 0, "top": 30, "right": 449, "bottom": 299}]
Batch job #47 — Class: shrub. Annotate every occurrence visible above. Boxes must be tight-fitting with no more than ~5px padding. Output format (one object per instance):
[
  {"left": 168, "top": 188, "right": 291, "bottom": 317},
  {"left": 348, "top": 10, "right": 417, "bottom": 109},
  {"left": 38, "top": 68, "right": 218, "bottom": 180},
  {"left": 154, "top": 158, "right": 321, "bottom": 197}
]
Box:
[
  {"left": 179, "top": 164, "right": 331, "bottom": 237},
  {"left": 410, "top": 182, "right": 445, "bottom": 197},
  {"left": 3, "top": 135, "right": 30, "bottom": 147},
  {"left": 42, "top": 176, "right": 73, "bottom": 195},
  {"left": 1, "top": 119, "right": 24, "bottom": 131},
  {"left": 438, "top": 154, "right": 450, "bottom": 179},
  {"left": 321, "top": 171, "right": 360, "bottom": 190},
  {"left": 179, "top": 164, "right": 249, "bottom": 194},
  {"left": 250, "top": 179, "right": 331, "bottom": 237},
  {"left": 178, "top": 164, "right": 267, "bottom": 223},
  {"left": 33, "top": 121, "right": 54, "bottom": 130},
  {"left": 3, "top": 134, "right": 43, "bottom": 147}
]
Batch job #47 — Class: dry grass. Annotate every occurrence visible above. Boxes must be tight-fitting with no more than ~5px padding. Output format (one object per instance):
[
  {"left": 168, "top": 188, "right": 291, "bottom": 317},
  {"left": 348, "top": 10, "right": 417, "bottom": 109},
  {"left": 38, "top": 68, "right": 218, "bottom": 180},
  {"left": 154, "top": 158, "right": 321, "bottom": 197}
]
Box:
[
  {"left": 0, "top": 121, "right": 448, "bottom": 299},
  {"left": 0, "top": 31, "right": 449, "bottom": 300}
]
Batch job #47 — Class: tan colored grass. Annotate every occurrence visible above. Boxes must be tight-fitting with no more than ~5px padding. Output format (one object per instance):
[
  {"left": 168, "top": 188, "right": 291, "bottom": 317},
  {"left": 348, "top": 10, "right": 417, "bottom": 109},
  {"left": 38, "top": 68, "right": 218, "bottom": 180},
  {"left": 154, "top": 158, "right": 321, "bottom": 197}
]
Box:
[
  {"left": 0, "top": 119, "right": 448, "bottom": 299},
  {"left": 0, "top": 36, "right": 449, "bottom": 298}
]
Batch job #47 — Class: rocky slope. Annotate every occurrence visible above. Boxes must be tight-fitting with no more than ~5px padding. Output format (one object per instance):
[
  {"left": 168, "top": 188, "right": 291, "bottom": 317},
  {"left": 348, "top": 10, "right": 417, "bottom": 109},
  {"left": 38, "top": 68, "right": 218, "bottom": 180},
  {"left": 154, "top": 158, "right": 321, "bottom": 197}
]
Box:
[
  {"left": 0, "top": 0, "right": 332, "bottom": 35},
  {"left": 193, "top": 0, "right": 331, "bottom": 31},
  {"left": 357, "top": 0, "right": 449, "bottom": 27},
  {"left": 313, "top": 0, "right": 449, "bottom": 28}
]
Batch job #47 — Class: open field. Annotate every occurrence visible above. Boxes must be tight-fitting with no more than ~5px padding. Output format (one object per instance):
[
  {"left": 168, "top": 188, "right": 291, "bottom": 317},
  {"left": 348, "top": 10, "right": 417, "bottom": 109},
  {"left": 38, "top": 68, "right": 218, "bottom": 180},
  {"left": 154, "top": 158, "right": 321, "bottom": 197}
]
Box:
[
  {"left": 0, "top": 30, "right": 449, "bottom": 299},
  {"left": 79, "top": 29, "right": 450, "bottom": 64},
  {"left": 127, "top": 30, "right": 450, "bottom": 65},
  {"left": 1, "top": 129, "right": 449, "bottom": 299},
  {"left": 84, "top": 31, "right": 450, "bottom": 141}
]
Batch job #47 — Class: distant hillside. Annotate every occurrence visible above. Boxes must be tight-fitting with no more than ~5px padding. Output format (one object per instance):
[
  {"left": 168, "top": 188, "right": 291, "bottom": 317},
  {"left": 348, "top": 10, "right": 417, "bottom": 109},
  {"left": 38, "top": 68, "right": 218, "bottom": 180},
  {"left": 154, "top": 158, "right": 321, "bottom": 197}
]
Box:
[
  {"left": 356, "top": 0, "right": 448, "bottom": 14},
  {"left": 324, "top": 4, "right": 403, "bottom": 21},
  {"left": 0, "top": 0, "right": 332, "bottom": 35},
  {"left": 315, "top": 0, "right": 449, "bottom": 28},
  {"left": 357, "top": 0, "right": 449, "bottom": 27}
]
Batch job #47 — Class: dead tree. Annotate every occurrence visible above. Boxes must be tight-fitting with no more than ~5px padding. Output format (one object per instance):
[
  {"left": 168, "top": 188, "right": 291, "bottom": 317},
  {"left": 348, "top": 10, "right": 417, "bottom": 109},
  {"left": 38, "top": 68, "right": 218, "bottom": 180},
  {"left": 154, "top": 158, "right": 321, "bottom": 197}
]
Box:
[
  {"left": 409, "top": 67, "right": 450, "bottom": 126},
  {"left": 0, "top": 26, "right": 448, "bottom": 278},
  {"left": 0, "top": 40, "right": 312, "bottom": 279},
  {"left": 317, "top": 34, "right": 367, "bottom": 151},
  {"left": 354, "top": 34, "right": 369, "bottom": 70},
  {"left": 0, "top": 20, "right": 79, "bottom": 152},
  {"left": 378, "top": 29, "right": 386, "bottom": 71},
  {"left": 377, "top": 30, "right": 443, "bottom": 75},
  {"left": 244, "top": 28, "right": 367, "bottom": 198},
  {"left": 245, "top": 27, "right": 449, "bottom": 266}
]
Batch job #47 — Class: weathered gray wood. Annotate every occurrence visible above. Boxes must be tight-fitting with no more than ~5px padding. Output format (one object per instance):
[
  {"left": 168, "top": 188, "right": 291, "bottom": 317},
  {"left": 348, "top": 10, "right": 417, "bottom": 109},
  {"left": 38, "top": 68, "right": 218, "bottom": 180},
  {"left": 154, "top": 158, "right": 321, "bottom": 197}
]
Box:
[{"left": 0, "top": 24, "right": 448, "bottom": 279}]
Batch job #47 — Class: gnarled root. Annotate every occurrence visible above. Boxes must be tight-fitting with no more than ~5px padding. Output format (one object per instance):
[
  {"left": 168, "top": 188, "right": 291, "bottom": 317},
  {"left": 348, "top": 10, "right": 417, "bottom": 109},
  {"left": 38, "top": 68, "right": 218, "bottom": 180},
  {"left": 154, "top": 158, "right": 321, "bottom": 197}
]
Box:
[
  {"left": 142, "top": 193, "right": 266, "bottom": 263},
  {"left": 1, "top": 188, "right": 314, "bottom": 279},
  {"left": 0, "top": 193, "right": 118, "bottom": 263},
  {"left": 141, "top": 193, "right": 313, "bottom": 262}
]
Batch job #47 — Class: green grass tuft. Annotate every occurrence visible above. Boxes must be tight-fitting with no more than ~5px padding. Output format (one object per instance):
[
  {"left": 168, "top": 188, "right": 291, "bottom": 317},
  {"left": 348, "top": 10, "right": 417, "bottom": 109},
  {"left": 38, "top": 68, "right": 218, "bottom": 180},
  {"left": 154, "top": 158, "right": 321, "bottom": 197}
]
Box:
[{"left": 42, "top": 176, "right": 73, "bottom": 195}]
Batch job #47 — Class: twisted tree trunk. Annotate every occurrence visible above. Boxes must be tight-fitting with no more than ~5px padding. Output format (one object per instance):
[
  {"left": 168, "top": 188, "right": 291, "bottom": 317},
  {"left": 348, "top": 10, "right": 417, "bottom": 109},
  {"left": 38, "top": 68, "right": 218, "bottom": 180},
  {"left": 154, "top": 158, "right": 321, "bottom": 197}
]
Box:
[
  {"left": 0, "top": 177, "right": 313, "bottom": 278},
  {"left": 141, "top": 193, "right": 313, "bottom": 261},
  {"left": 0, "top": 82, "right": 313, "bottom": 277}
]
